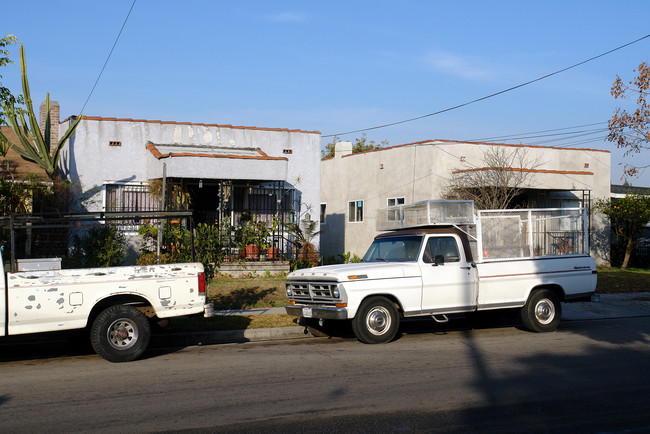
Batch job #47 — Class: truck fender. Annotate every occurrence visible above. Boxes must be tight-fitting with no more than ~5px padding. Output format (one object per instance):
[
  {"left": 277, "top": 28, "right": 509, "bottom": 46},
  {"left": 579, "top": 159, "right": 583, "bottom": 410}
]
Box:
[{"left": 87, "top": 293, "right": 154, "bottom": 328}]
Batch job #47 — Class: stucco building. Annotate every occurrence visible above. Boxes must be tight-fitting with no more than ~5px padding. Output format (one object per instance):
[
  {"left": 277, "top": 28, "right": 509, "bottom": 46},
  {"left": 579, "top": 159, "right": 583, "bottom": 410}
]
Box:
[
  {"left": 320, "top": 139, "right": 611, "bottom": 265},
  {"left": 56, "top": 114, "right": 321, "bottom": 256}
]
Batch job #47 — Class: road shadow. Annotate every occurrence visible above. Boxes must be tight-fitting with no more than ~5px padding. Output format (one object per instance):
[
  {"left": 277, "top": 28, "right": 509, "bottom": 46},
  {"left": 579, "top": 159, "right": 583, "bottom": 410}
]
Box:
[{"left": 563, "top": 315, "right": 650, "bottom": 345}]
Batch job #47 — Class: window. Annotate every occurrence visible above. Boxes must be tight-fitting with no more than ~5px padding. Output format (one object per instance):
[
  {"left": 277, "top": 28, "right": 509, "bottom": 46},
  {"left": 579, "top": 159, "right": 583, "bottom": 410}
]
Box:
[
  {"left": 423, "top": 237, "right": 461, "bottom": 263},
  {"left": 320, "top": 203, "right": 326, "bottom": 224},
  {"left": 362, "top": 235, "right": 423, "bottom": 262},
  {"left": 387, "top": 197, "right": 405, "bottom": 221},
  {"left": 348, "top": 200, "right": 363, "bottom": 223},
  {"left": 105, "top": 183, "right": 158, "bottom": 231}
]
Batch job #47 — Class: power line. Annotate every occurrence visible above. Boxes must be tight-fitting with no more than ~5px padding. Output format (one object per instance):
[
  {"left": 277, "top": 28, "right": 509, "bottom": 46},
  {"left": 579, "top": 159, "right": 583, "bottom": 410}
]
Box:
[
  {"left": 79, "top": 0, "right": 136, "bottom": 115},
  {"left": 468, "top": 121, "right": 608, "bottom": 142},
  {"left": 323, "top": 34, "right": 650, "bottom": 138}
]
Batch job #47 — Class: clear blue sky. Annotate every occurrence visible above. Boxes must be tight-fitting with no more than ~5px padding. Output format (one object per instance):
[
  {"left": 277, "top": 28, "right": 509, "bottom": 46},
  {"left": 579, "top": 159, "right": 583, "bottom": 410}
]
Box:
[{"left": 3, "top": 1, "right": 650, "bottom": 185}]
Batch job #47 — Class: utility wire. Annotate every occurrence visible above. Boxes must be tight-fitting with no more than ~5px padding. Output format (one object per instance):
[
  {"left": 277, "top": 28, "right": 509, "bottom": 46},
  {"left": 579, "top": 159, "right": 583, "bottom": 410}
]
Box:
[
  {"left": 323, "top": 34, "right": 650, "bottom": 138},
  {"left": 79, "top": 0, "right": 136, "bottom": 115},
  {"left": 469, "top": 121, "right": 607, "bottom": 142},
  {"left": 477, "top": 127, "right": 609, "bottom": 143}
]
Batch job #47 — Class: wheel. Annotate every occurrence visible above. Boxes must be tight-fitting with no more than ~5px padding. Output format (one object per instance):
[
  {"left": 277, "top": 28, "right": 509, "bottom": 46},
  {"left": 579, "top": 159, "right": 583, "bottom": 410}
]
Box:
[
  {"left": 351, "top": 296, "right": 399, "bottom": 344},
  {"left": 90, "top": 305, "right": 151, "bottom": 363},
  {"left": 521, "top": 289, "right": 562, "bottom": 333}
]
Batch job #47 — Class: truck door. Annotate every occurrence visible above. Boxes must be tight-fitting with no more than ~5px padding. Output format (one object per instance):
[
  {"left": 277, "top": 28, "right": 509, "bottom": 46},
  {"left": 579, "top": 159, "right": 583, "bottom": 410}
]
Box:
[{"left": 419, "top": 235, "right": 478, "bottom": 314}]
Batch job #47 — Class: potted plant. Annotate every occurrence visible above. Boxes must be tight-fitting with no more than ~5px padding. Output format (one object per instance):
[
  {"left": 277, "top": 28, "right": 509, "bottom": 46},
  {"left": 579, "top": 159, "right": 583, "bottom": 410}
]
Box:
[
  {"left": 267, "top": 217, "right": 280, "bottom": 259},
  {"left": 241, "top": 221, "right": 259, "bottom": 259},
  {"left": 254, "top": 220, "right": 270, "bottom": 261},
  {"left": 287, "top": 216, "right": 321, "bottom": 268}
]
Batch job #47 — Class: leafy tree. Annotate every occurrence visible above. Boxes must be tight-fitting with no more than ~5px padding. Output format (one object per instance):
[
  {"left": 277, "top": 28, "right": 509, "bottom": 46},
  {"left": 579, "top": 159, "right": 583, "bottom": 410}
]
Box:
[
  {"left": 596, "top": 195, "right": 650, "bottom": 269},
  {"left": 0, "top": 34, "right": 22, "bottom": 128},
  {"left": 607, "top": 62, "right": 650, "bottom": 178},
  {"left": 66, "top": 225, "right": 127, "bottom": 268},
  {"left": 445, "top": 146, "right": 542, "bottom": 210},
  {"left": 322, "top": 133, "right": 388, "bottom": 159},
  {"left": 0, "top": 45, "right": 83, "bottom": 175}
]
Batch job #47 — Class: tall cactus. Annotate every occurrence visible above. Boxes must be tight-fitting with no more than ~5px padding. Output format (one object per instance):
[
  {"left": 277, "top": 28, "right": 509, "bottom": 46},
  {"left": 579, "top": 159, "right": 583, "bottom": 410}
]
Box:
[{"left": 0, "top": 45, "right": 82, "bottom": 176}]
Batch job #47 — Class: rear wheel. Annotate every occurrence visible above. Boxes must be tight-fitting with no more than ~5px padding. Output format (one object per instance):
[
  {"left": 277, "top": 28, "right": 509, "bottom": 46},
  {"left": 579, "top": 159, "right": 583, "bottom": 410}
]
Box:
[
  {"left": 521, "top": 289, "right": 562, "bottom": 333},
  {"left": 352, "top": 296, "right": 399, "bottom": 344},
  {"left": 90, "top": 305, "right": 151, "bottom": 362}
]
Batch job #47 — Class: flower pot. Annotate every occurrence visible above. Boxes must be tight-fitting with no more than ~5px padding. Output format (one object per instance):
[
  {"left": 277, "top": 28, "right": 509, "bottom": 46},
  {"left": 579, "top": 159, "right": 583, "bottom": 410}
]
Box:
[
  {"left": 267, "top": 247, "right": 278, "bottom": 259},
  {"left": 245, "top": 244, "right": 259, "bottom": 259}
]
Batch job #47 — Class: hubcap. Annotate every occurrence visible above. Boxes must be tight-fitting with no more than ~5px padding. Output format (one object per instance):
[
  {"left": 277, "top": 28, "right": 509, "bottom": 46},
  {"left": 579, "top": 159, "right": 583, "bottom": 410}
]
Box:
[
  {"left": 107, "top": 318, "right": 139, "bottom": 350},
  {"left": 366, "top": 306, "right": 391, "bottom": 336},
  {"left": 534, "top": 298, "right": 556, "bottom": 325}
]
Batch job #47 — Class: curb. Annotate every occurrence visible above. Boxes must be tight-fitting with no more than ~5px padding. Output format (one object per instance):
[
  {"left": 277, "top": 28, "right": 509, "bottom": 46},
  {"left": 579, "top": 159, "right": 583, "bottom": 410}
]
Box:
[{"left": 151, "top": 326, "right": 309, "bottom": 348}]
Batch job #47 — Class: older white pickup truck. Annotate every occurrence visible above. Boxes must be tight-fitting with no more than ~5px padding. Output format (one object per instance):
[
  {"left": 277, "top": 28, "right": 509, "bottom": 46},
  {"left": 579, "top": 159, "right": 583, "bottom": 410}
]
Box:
[
  {"left": 286, "top": 200, "right": 597, "bottom": 343},
  {"left": 1, "top": 250, "right": 207, "bottom": 362}
]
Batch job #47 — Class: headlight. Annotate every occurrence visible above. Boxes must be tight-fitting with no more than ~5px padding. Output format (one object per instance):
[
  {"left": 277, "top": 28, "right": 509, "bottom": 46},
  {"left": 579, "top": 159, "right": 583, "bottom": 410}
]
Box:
[
  {"left": 332, "top": 288, "right": 340, "bottom": 298},
  {"left": 286, "top": 288, "right": 293, "bottom": 297}
]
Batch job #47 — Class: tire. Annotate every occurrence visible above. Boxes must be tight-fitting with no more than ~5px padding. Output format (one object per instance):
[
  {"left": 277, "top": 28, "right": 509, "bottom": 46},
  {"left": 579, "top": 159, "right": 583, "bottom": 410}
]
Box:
[
  {"left": 351, "top": 296, "right": 399, "bottom": 344},
  {"left": 90, "top": 305, "right": 151, "bottom": 363},
  {"left": 521, "top": 289, "right": 562, "bottom": 333}
]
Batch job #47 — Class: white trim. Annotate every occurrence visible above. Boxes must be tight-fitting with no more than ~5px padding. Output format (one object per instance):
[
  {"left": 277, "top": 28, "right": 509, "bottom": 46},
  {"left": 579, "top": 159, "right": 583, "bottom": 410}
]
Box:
[{"left": 348, "top": 199, "right": 364, "bottom": 223}]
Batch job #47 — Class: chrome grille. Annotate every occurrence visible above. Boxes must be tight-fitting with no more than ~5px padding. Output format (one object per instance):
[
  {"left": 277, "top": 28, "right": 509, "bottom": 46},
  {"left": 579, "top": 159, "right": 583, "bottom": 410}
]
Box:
[{"left": 287, "top": 281, "right": 339, "bottom": 304}]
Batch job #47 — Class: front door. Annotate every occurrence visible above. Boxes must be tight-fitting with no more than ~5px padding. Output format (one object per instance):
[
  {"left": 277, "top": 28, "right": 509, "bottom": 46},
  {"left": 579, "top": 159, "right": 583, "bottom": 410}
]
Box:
[{"left": 419, "top": 235, "right": 477, "bottom": 314}]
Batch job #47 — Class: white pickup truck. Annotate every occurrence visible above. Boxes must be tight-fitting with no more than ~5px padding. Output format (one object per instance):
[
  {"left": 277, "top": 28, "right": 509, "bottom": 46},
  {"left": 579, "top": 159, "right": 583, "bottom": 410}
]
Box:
[
  {"left": 285, "top": 200, "right": 597, "bottom": 343},
  {"left": 1, "top": 250, "right": 207, "bottom": 362}
]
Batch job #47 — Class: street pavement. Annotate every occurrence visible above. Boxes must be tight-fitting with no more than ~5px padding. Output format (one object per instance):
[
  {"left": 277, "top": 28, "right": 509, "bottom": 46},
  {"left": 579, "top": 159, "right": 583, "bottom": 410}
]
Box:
[{"left": 151, "top": 292, "right": 650, "bottom": 348}]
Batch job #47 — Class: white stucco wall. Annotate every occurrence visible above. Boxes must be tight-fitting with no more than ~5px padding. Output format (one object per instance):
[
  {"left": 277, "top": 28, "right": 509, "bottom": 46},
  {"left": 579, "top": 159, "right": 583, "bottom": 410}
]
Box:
[
  {"left": 320, "top": 140, "right": 611, "bottom": 265},
  {"left": 59, "top": 117, "right": 321, "bottom": 245}
]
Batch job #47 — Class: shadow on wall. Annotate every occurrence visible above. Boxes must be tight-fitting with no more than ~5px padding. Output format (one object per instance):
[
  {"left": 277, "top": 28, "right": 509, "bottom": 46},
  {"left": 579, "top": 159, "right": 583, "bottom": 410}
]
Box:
[
  {"left": 320, "top": 213, "right": 345, "bottom": 260},
  {"left": 590, "top": 224, "right": 611, "bottom": 267}
]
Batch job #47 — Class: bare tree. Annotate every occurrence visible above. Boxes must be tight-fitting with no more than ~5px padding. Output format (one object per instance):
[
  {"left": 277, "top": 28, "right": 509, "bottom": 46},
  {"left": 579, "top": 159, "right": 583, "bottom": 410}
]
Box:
[
  {"left": 607, "top": 62, "right": 650, "bottom": 179},
  {"left": 444, "top": 146, "right": 542, "bottom": 210}
]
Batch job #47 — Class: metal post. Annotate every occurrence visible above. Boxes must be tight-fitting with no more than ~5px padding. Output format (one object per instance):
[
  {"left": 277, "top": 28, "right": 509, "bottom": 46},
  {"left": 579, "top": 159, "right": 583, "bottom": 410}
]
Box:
[
  {"left": 157, "top": 163, "right": 167, "bottom": 263},
  {"left": 528, "top": 210, "right": 534, "bottom": 258},
  {"left": 10, "top": 214, "right": 16, "bottom": 272}
]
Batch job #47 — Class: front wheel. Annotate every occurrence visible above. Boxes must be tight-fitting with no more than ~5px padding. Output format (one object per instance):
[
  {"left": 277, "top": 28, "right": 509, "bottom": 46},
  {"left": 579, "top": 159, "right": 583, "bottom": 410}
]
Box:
[
  {"left": 352, "top": 296, "right": 400, "bottom": 344},
  {"left": 521, "top": 289, "right": 562, "bottom": 333},
  {"left": 90, "top": 305, "right": 151, "bottom": 362}
]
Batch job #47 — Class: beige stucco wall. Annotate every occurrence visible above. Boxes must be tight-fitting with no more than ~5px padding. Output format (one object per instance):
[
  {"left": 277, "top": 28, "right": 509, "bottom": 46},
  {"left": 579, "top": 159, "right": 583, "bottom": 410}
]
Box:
[{"left": 320, "top": 140, "right": 611, "bottom": 265}]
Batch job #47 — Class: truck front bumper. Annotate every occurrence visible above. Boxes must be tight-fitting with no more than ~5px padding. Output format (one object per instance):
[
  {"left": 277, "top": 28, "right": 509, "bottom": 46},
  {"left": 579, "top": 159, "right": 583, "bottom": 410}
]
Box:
[{"left": 285, "top": 304, "right": 348, "bottom": 320}]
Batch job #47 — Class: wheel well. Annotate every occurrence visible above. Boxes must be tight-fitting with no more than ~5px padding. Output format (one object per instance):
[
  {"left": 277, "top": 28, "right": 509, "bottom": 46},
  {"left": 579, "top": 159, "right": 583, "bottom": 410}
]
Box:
[
  {"left": 360, "top": 294, "right": 404, "bottom": 316},
  {"left": 530, "top": 284, "right": 565, "bottom": 301},
  {"left": 88, "top": 295, "right": 153, "bottom": 328}
]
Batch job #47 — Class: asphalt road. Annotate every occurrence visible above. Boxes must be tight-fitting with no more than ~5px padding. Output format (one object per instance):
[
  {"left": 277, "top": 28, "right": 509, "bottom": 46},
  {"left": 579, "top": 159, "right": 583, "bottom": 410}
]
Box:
[{"left": 1, "top": 317, "right": 650, "bottom": 433}]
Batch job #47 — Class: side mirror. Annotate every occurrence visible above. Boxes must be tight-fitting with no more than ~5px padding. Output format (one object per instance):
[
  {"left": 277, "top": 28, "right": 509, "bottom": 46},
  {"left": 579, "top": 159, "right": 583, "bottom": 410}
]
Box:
[{"left": 433, "top": 255, "right": 445, "bottom": 266}]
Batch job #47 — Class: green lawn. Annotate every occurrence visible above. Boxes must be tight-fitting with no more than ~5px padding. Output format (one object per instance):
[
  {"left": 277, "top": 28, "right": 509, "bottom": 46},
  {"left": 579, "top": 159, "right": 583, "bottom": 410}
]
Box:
[
  {"left": 207, "top": 276, "right": 287, "bottom": 309},
  {"left": 596, "top": 267, "right": 650, "bottom": 294}
]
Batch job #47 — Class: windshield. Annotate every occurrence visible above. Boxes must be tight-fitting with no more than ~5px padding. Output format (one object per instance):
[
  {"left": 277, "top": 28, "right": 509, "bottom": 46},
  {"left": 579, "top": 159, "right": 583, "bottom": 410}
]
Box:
[{"left": 362, "top": 235, "right": 423, "bottom": 262}]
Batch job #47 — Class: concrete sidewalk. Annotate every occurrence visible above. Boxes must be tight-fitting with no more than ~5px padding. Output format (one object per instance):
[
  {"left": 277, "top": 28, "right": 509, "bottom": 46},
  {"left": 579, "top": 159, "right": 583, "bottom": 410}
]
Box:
[
  {"left": 561, "top": 292, "right": 650, "bottom": 321},
  {"left": 152, "top": 293, "right": 650, "bottom": 349}
]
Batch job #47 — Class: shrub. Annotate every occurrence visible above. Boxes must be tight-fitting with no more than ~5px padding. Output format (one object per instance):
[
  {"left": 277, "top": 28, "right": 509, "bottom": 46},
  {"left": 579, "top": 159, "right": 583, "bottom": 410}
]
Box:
[{"left": 66, "top": 225, "right": 127, "bottom": 268}]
